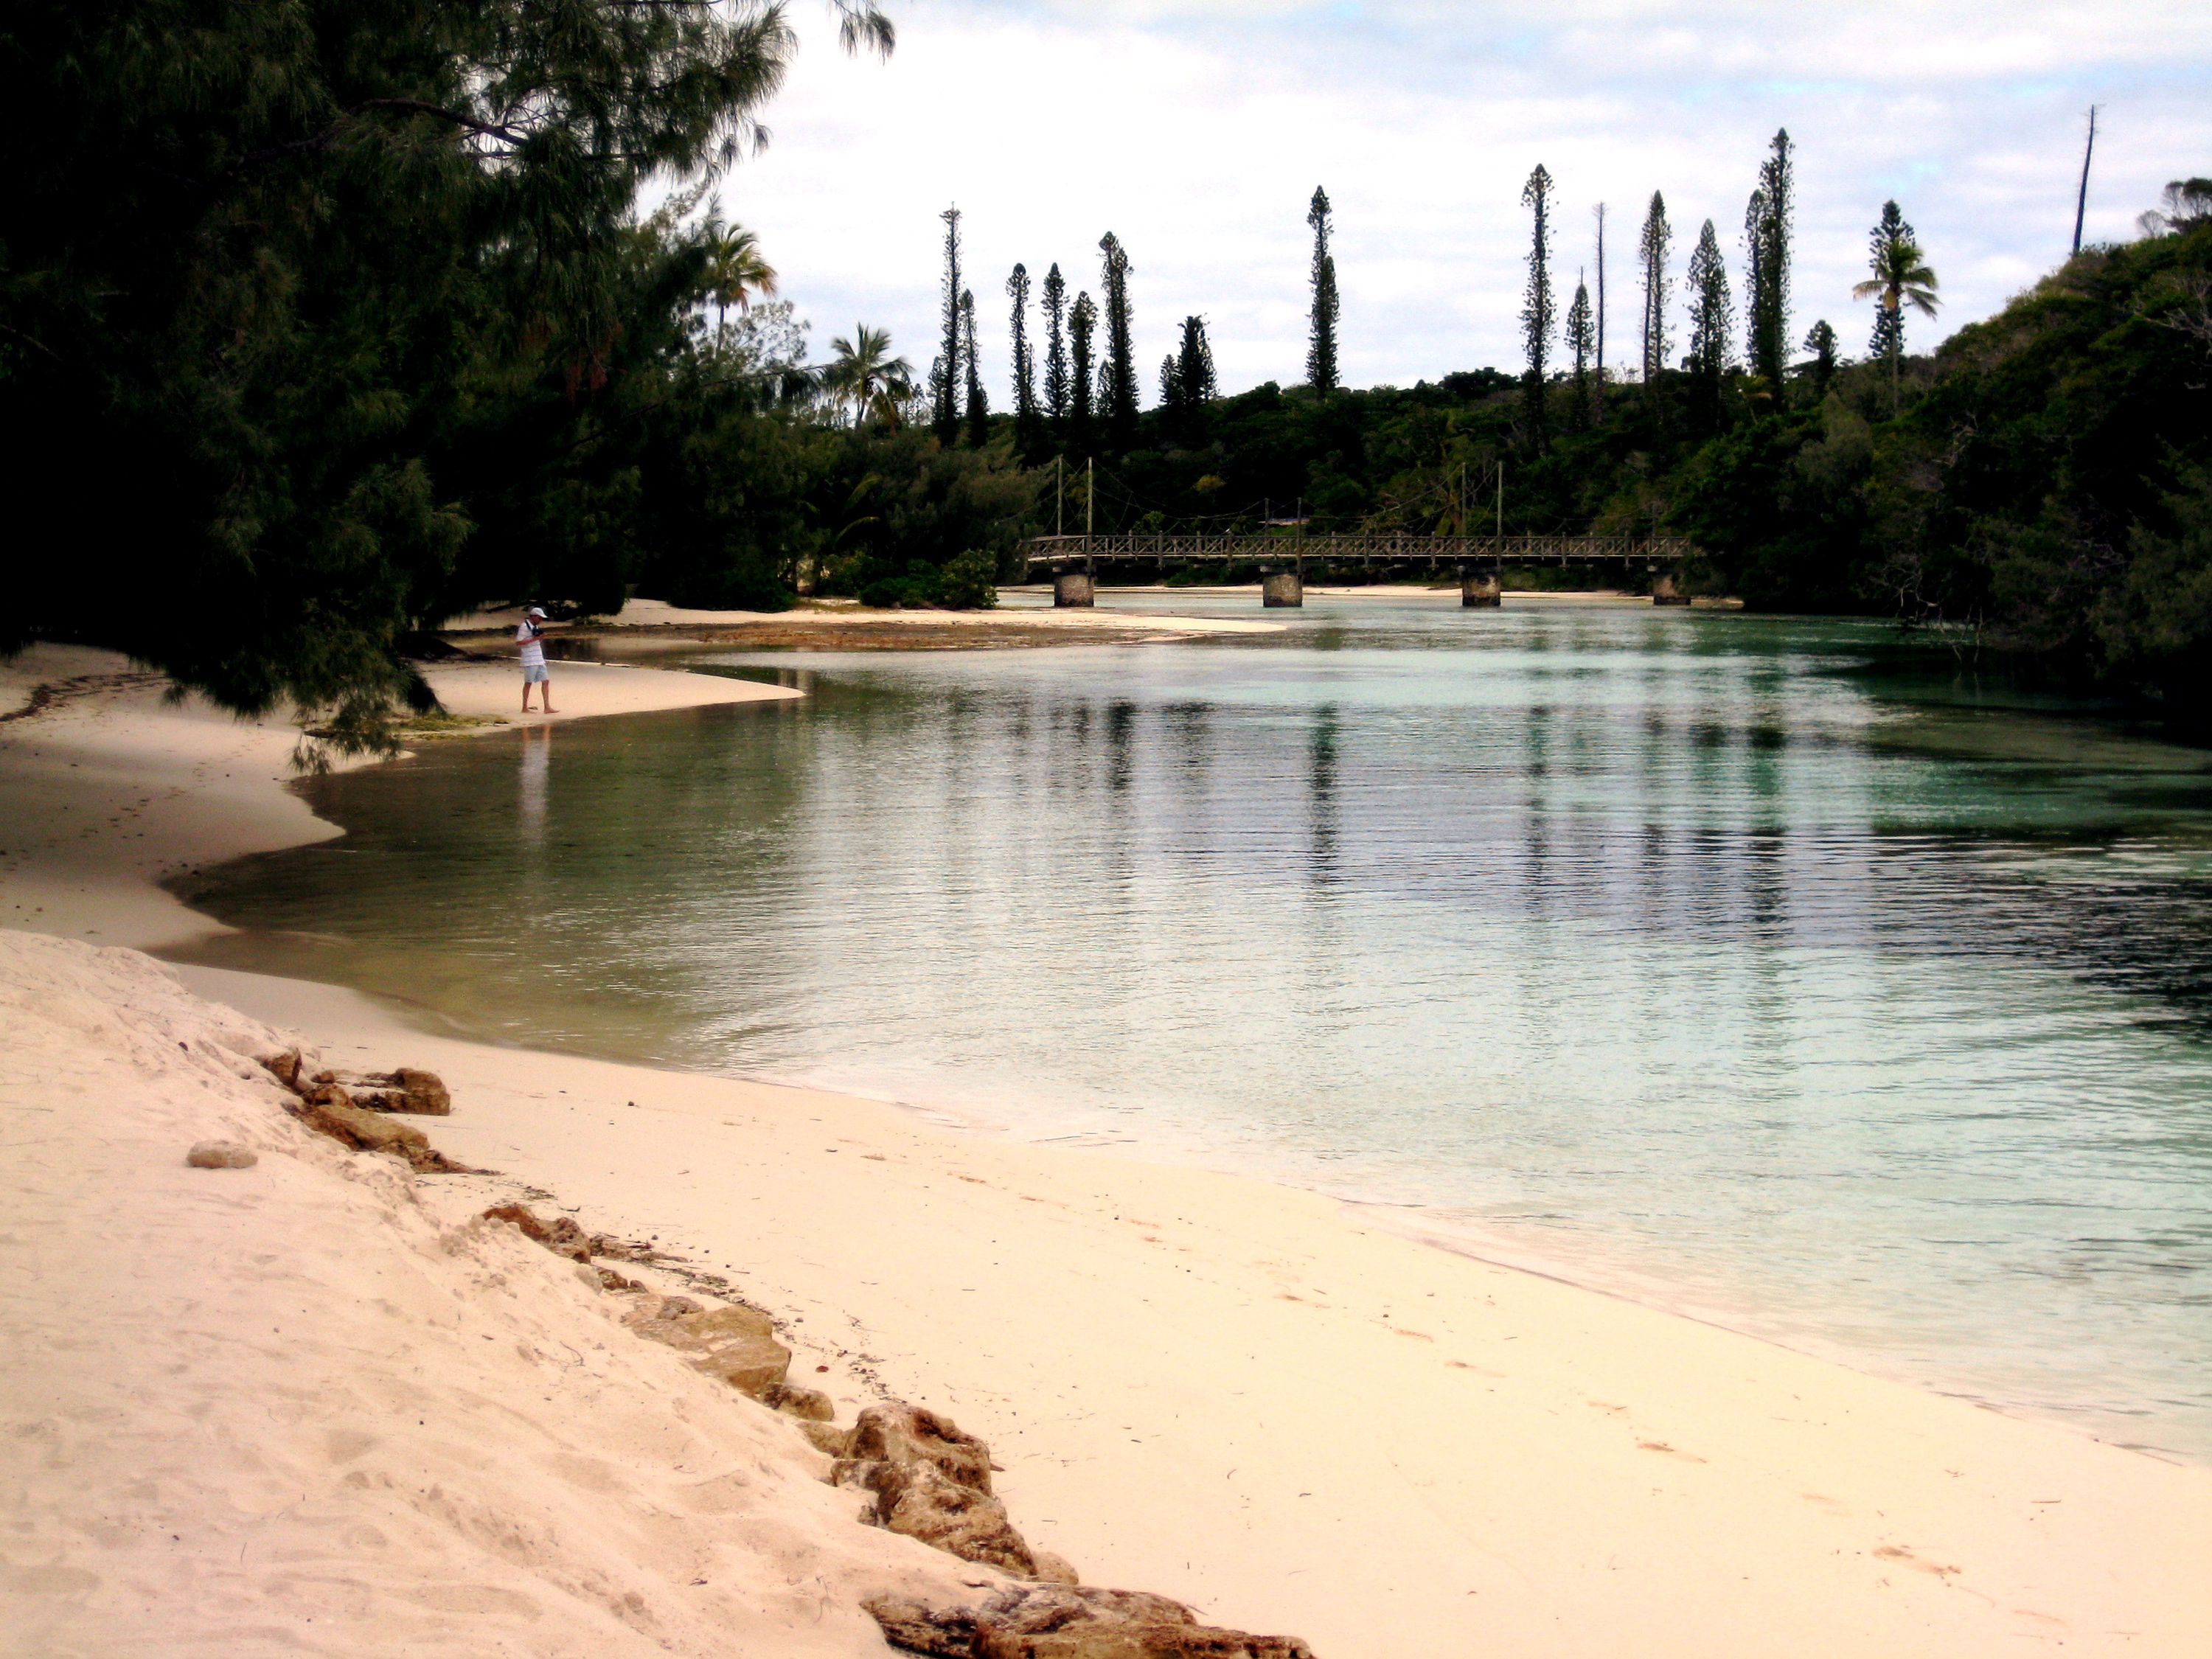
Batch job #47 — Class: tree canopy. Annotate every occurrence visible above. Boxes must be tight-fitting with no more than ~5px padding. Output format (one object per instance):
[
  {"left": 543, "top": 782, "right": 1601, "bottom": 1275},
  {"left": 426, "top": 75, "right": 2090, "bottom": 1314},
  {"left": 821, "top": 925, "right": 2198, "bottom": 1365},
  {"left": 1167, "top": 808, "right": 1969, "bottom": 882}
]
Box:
[{"left": 1, "top": 0, "right": 887, "bottom": 728}]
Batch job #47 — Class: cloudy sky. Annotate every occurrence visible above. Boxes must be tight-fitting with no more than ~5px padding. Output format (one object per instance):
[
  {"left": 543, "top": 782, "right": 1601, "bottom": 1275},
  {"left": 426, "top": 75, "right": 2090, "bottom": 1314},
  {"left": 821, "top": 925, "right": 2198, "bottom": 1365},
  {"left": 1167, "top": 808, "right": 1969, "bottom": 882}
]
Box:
[{"left": 715, "top": 0, "right": 2211, "bottom": 400}]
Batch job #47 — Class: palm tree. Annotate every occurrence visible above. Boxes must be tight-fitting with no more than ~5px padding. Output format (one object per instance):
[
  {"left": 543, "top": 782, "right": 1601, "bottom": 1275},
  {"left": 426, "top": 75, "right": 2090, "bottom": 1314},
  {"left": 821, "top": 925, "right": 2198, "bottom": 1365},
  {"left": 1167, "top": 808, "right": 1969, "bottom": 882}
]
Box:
[
  {"left": 700, "top": 216, "right": 779, "bottom": 331},
  {"left": 824, "top": 324, "right": 913, "bottom": 428},
  {"left": 1851, "top": 201, "right": 1938, "bottom": 412}
]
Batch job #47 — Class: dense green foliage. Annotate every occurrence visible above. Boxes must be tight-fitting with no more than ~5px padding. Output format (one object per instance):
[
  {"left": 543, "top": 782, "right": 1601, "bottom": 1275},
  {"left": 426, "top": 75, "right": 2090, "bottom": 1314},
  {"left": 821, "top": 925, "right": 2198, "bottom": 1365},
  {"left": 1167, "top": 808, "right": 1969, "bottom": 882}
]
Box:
[
  {"left": 1, "top": 0, "right": 900, "bottom": 728},
  {"left": 1037, "top": 210, "right": 2210, "bottom": 718},
  {"left": 7, "top": 4, "right": 2204, "bottom": 728}
]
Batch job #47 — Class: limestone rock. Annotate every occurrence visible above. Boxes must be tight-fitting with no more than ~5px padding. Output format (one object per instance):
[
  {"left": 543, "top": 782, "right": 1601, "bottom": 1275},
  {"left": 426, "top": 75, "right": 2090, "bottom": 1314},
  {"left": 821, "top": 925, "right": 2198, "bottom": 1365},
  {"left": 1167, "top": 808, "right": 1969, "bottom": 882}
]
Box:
[
  {"left": 761, "top": 1381, "right": 835, "bottom": 1422},
  {"left": 308, "top": 1065, "right": 452, "bottom": 1114},
  {"left": 389, "top": 1067, "right": 451, "bottom": 1114},
  {"left": 870, "top": 1460, "right": 1037, "bottom": 1577},
  {"left": 185, "top": 1141, "right": 257, "bottom": 1169},
  {"left": 865, "top": 1585, "right": 1315, "bottom": 1659},
  {"left": 481, "top": 1203, "right": 597, "bottom": 1261},
  {"left": 1031, "top": 1551, "right": 1081, "bottom": 1588},
  {"left": 629, "top": 1302, "right": 791, "bottom": 1398},
  {"left": 291, "top": 1094, "right": 467, "bottom": 1173},
  {"left": 259, "top": 1049, "right": 306, "bottom": 1091},
  {"left": 849, "top": 1402, "right": 996, "bottom": 1494},
  {"left": 799, "top": 1419, "right": 855, "bottom": 1457}
]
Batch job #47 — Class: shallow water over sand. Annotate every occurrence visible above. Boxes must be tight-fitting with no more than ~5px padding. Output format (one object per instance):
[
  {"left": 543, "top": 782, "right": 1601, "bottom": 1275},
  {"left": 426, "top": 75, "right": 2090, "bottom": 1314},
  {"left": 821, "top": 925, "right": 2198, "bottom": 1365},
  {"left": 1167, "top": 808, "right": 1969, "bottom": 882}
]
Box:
[{"left": 173, "top": 597, "right": 2212, "bottom": 1459}]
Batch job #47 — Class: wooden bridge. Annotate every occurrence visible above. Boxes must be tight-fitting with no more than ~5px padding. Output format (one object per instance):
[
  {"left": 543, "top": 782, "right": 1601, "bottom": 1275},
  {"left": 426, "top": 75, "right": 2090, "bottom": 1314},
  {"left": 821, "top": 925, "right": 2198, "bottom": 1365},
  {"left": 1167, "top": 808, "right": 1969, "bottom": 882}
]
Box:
[{"left": 1019, "top": 534, "right": 1699, "bottom": 608}]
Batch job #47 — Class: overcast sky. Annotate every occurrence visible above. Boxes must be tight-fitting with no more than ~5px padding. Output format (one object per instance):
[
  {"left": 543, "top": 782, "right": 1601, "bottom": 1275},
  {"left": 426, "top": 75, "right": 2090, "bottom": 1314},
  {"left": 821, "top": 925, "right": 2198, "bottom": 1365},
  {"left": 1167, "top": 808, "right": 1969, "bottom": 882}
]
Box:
[{"left": 714, "top": 0, "right": 2211, "bottom": 400}]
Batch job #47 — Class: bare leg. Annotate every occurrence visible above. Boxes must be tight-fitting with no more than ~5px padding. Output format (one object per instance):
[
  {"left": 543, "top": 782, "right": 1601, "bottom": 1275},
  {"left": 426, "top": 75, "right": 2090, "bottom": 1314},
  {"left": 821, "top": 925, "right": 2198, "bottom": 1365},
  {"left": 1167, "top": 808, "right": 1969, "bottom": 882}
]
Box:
[{"left": 540, "top": 676, "right": 556, "bottom": 714}]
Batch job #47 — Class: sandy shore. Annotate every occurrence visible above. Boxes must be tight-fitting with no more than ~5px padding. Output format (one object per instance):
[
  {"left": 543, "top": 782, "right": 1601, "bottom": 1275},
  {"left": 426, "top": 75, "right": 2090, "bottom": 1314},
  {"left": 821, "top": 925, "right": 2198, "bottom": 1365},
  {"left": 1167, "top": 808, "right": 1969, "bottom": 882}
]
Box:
[{"left": 3, "top": 641, "right": 2209, "bottom": 1658}]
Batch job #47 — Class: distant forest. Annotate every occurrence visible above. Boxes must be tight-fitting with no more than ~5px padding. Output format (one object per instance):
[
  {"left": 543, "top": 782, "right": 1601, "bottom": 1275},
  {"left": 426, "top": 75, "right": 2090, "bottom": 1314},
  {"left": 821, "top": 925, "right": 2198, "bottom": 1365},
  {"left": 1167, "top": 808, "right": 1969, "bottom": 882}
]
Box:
[{"left": 5, "top": 1, "right": 2210, "bottom": 731}]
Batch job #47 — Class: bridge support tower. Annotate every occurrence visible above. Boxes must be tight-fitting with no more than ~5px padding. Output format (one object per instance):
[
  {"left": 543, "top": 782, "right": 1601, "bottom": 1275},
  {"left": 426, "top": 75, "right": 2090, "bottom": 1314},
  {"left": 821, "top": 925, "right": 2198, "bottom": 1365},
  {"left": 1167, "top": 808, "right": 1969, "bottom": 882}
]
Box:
[
  {"left": 1461, "top": 568, "right": 1502, "bottom": 608},
  {"left": 1053, "top": 568, "right": 1096, "bottom": 608},
  {"left": 1261, "top": 567, "right": 1304, "bottom": 608},
  {"left": 1652, "top": 570, "right": 1690, "bottom": 606}
]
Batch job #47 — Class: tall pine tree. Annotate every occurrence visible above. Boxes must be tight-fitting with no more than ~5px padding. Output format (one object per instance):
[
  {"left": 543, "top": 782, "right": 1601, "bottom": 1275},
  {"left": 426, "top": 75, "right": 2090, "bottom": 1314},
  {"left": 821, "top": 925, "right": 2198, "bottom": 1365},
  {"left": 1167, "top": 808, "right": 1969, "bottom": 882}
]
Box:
[
  {"left": 1593, "top": 201, "right": 1609, "bottom": 417},
  {"left": 1565, "top": 276, "right": 1594, "bottom": 426},
  {"left": 1164, "top": 313, "right": 1216, "bottom": 444},
  {"left": 1306, "top": 187, "right": 1339, "bottom": 394},
  {"left": 934, "top": 206, "right": 964, "bottom": 444},
  {"left": 1068, "top": 291, "right": 1098, "bottom": 450},
  {"left": 1686, "top": 218, "right": 1733, "bottom": 431},
  {"left": 1041, "top": 263, "right": 1069, "bottom": 431},
  {"left": 1803, "top": 319, "right": 1839, "bottom": 400},
  {"left": 1852, "top": 200, "right": 1938, "bottom": 413},
  {"left": 1520, "top": 164, "right": 1557, "bottom": 447},
  {"left": 1638, "top": 192, "right": 1673, "bottom": 393},
  {"left": 1745, "top": 129, "right": 1794, "bottom": 392},
  {"left": 961, "top": 288, "right": 989, "bottom": 446},
  {"left": 1007, "top": 262, "right": 1038, "bottom": 449},
  {"left": 1099, "top": 233, "right": 1137, "bottom": 448},
  {"left": 1177, "top": 314, "right": 1217, "bottom": 405}
]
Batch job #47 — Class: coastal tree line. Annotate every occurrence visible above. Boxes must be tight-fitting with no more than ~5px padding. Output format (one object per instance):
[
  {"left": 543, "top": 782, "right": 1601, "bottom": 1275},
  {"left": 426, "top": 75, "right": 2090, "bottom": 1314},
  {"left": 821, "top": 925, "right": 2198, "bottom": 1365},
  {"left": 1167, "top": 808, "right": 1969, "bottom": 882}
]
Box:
[{"left": 4, "top": 0, "right": 2208, "bottom": 730}]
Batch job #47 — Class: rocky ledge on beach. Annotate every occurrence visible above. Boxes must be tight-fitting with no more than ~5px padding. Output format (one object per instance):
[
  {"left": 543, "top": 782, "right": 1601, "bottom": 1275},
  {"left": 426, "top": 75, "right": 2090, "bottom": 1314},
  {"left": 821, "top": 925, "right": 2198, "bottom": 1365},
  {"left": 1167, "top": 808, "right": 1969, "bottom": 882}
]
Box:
[
  {"left": 12, "top": 930, "right": 1314, "bottom": 1658},
  {"left": 481, "top": 1197, "right": 1316, "bottom": 1658}
]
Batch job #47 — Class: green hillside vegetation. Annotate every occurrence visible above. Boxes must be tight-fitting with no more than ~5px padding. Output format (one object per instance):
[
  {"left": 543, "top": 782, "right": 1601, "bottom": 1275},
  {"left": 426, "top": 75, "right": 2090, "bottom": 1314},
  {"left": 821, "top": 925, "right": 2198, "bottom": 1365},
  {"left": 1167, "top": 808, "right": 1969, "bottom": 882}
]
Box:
[{"left": 4, "top": 0, "right": 2206, "bottom": 734}]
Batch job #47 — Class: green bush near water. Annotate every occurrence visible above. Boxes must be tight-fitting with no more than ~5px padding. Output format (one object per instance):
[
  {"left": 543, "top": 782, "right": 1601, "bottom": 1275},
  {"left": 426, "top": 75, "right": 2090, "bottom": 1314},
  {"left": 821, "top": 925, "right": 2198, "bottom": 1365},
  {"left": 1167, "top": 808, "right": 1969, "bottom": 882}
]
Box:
[{"left": 858, "top": 549, "right": 998, "bottom": 610}]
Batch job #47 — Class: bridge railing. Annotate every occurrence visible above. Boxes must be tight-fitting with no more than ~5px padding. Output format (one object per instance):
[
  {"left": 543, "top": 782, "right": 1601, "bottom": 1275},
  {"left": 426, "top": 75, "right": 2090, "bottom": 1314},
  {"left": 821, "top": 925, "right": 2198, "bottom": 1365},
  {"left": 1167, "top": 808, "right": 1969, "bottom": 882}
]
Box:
[{"left": 1020, "top": 534, "right": 1695, "bottom": 565}]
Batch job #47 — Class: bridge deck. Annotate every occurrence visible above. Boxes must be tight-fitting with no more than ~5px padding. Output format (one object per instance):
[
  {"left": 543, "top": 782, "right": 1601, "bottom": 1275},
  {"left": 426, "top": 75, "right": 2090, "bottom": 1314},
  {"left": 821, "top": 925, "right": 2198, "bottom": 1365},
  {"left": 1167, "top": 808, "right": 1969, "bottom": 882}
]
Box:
[{"left": 1021, "top": 534, "right": 1694, "bottom": 566}]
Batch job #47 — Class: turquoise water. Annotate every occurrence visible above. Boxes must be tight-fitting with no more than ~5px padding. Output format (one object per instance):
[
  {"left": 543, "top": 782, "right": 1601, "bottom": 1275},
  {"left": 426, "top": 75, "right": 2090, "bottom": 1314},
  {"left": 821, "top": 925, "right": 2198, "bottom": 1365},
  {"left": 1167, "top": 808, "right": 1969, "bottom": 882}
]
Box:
[{"left": 173, "top": 597, "right": 2212, "bottom": 1459}]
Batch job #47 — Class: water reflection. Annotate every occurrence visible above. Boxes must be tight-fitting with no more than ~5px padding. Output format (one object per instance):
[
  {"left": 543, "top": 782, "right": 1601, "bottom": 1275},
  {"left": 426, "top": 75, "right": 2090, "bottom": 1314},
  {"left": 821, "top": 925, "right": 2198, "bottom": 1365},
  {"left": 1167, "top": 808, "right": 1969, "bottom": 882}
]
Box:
[
  {"left": 170, "top": 602, "right": 2212, "bottom": 1458},
  {"left": 518, "top": 723, "right": 551, "bottom": 844}
]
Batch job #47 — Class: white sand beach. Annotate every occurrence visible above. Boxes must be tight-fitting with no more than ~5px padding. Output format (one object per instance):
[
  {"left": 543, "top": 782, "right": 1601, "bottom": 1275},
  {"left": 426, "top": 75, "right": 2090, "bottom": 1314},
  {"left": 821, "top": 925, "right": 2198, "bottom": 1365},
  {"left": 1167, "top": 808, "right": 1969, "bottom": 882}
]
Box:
[{"left": 3, "top": 641, "right": 2208, "bottom": 1658}]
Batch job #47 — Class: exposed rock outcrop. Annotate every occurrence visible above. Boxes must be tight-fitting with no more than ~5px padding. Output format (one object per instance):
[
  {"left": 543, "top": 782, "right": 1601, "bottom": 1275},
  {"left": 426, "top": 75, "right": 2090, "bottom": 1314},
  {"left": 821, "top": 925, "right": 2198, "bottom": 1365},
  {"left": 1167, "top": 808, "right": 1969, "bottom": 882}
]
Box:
[
  {"left": 844, "top": 1403, "right": 997, "bottom": 1494},
  {"left": 306, "top": 1065, "right": 452, "bottom": 1114},
  {"left": 832, "top": 1404, "right": 1039, "bottom": 1578},
  {"left": 258, "top": 1051, "right": 471, "bottom": 1171},
  {"left": 864, "top": 1583, "right": 1318, "bottom": 1659},
  {"left": 626, "top": 1299, "right": 795, "bottom": 1398}
]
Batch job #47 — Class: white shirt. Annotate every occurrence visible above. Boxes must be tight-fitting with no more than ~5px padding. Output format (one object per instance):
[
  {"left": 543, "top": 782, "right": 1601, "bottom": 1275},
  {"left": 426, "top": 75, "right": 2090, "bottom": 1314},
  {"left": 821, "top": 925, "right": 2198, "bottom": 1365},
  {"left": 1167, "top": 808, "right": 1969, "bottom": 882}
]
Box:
[{"left": 516, "top": 620, "right": 546, "bottom": 668}]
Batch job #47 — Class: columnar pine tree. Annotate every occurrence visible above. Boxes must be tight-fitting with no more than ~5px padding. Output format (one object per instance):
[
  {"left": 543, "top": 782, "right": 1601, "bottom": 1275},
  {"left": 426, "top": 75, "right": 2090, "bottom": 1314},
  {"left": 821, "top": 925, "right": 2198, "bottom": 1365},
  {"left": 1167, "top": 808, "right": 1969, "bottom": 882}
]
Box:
[
  {"left": 1520, "top": 164, "right": 1556, "bottom": 448},
  {"left": 961, "top": 289, "right": 988, "bottom": 446},
  {"left": 1099, "top": 233, "right": 1137, "bottom": 448},
  {"left": 1166, "top": 313, "right": 1216, "bottom": 444},
  {"left": 1593, "top": 201, "right": 1608, "bottom": 417},
  {"left": 1306, "top": 187, "right": 1339, "bottom": 394},
  {"left": 1068, "top": 291, "right": 1098, "bottom": 448},
  {"left": 1686, "top": 218, "right": 1733, "bottom": 431},
  {"left": 1177, "top": 313, "right": 1217, "bottom": 405},
  {"left": 1803, "top": 319, "right": 1839, "bottom": 400},
  {"left": 1007, "top": 262, "right": 1037, "bottom": 448},
  {"left": 1741, "top": 186, "right": 1767, "bottom": 375},
  {"left": 1638, "top": 192, "right": 1672, "bottom": 395},
  {"left": 1852, "top": 200, "right": 1939, "bottom": 413},
  {"left": 1041, "top": 263, "right": 1070, "bottom": 431},
  {"left": 1745, "top": 129, "right": 1794, "bottom": 391},
  {"left": 1565, "top": 276, "right": 1594, "bottom": 427},
  {"left": 934, "top": 206, "right": 964, "bottom": 444}
]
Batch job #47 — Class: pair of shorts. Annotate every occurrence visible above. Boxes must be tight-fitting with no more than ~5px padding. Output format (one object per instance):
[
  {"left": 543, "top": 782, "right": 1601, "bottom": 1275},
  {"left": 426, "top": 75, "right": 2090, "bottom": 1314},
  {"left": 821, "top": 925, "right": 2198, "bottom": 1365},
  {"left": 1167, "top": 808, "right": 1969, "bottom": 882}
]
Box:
[{"left": 523, "top": 663, "right": 550, "bottom": 683}]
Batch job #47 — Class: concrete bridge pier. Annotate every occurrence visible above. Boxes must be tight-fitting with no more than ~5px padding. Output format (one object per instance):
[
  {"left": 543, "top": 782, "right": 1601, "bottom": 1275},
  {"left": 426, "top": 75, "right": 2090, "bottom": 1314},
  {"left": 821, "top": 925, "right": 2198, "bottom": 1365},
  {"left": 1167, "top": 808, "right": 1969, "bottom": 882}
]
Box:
[
  {"left": 1053, "top": 567, "right": 1096, "bottom": 608},
  {"left": 1652, "top": 569, "right": 1690, "bottom": 606},
  {"left": 1260, "top": 566, "right": 1304, "bottom": 608},
  {"left": 1460, "top": 567, "right": 1502, "bottom": 608}
]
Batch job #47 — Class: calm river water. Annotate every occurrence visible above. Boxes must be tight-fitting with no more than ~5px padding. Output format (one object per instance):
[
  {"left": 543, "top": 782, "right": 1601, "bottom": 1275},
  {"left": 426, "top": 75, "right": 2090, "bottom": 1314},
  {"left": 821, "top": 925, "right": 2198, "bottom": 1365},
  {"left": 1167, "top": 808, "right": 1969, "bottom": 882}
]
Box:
[{"left": 173, "top": 596, "right": 2212, "bottom": 1460}]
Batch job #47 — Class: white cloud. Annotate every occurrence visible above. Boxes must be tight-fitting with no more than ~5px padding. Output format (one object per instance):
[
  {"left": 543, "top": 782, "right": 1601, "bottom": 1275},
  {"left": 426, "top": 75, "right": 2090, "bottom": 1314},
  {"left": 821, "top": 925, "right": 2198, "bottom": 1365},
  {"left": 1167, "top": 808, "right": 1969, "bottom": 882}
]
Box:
[{"left": 715, "top": 2, "right": 2212, "bottom": 400}]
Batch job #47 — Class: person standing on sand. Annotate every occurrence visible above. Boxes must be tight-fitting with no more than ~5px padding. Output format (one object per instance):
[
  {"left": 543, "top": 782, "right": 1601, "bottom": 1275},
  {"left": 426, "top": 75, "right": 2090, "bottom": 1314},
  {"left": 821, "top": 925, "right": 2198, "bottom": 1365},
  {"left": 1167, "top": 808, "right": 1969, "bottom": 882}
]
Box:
[{"left": 516, "top": 607, "right": 557, "bottom": 714}]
